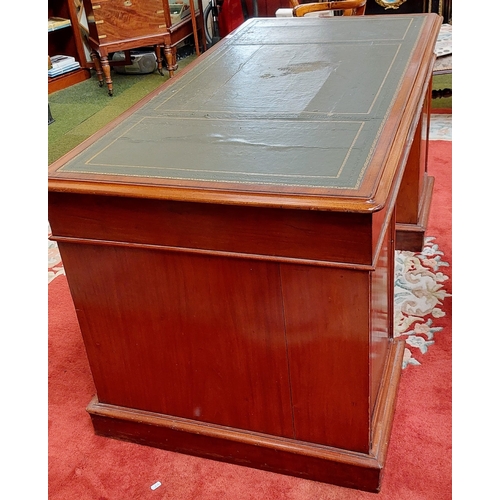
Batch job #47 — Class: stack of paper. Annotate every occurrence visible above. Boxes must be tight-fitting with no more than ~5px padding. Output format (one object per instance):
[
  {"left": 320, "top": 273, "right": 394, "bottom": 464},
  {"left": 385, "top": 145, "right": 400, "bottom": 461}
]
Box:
[{"left": 48, "top": 55, "right": 80, "bottom": 77}]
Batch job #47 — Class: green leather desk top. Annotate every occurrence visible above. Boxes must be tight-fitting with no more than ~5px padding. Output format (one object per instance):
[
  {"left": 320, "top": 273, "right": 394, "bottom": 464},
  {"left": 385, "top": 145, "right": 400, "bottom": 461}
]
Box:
[{"left": 49, "top": 15, "right": 440, "bottom": 211}]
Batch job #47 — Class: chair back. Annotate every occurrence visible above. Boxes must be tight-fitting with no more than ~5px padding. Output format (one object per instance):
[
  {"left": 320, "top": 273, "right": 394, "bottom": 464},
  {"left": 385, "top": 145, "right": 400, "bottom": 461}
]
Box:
[{"left": 292, "top": 0, "right": 366, "bottom": 17}]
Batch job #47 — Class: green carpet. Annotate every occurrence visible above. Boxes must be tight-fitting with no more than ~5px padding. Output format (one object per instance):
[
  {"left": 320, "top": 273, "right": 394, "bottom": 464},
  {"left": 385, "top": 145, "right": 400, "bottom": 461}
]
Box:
[
  {"left": 48, "top": 54, "right": 197, "bottom": 165},
  {"left": 431, "top": 73, "right": 452, "bottom": 110}
]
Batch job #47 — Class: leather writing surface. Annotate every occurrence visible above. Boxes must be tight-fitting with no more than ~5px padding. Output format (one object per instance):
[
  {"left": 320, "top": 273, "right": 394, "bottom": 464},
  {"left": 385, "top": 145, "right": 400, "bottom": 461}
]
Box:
[{"left": 57, "top": 16, "right": 426, "bottom": 191}]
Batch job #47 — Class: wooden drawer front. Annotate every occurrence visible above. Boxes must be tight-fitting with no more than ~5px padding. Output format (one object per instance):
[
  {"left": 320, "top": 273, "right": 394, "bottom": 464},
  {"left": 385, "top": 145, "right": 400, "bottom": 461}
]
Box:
[{"left": 91, "top": 0, "right": 165, "bottom": 42}]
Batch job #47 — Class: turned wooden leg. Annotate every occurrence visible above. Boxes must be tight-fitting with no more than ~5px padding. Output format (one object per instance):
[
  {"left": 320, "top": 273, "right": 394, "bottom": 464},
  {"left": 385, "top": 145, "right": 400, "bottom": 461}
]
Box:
[
  {"left": 90, "top": 50, "right": 104, "bottom": 87},
  {"left": 101, "top": 56, "right": 113, "bottom": 96},
  {"left": 155, "top": 45, "right": 164, "bottom": 76},
  {"left": 163, "top": 45, "right": 178, "bottom": 78}
]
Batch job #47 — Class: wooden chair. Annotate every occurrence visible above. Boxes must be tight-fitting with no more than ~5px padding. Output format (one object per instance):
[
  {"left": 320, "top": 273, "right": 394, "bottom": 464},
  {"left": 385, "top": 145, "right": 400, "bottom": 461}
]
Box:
[{"left": 291, "top": 0, "right": 366, "bottom": 17}]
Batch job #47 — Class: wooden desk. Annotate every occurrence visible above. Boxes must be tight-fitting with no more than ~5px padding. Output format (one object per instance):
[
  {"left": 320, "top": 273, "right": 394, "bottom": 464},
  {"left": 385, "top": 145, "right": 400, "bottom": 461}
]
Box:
[{"left": 48, "top": 15, "right": 441, "bottom": 492}]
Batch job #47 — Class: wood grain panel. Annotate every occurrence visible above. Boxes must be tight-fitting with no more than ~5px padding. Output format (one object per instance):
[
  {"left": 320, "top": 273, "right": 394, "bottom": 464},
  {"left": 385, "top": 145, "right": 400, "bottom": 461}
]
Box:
[
  {"left": 58, "top": 241, "right": 295, "bottom": 437},
  {"left": 369, "top": 213, "right": 393, "bottom": 416},
  {"left": 49, "top": 192, "right": 374, "bottom": 266},
  {"left": 281, "top": 264, "right": 371, "bottom": 453},
  {"left": 396, "top": 111, "right": 425, "bottom": 224},
  {"left": 91, "top": 0, "right": 165, "bottom": 42},
  {"left": 395, "top": 84, "right": 433, "bottom": 250}
]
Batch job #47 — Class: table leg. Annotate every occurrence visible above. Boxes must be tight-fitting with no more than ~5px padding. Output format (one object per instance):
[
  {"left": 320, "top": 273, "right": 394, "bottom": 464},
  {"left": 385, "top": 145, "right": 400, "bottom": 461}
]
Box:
[
  {"left": 90, "top": 49, "right": 104, "bottom": 87},
  {"left": 100, "top": 55, "right": 113, "bottom": 96},
  {"left": 155, "top": 46, "right": 164, "bottom": 76},
  {"left": 163, "top": 45, "right": 178, "bottom": 78}
]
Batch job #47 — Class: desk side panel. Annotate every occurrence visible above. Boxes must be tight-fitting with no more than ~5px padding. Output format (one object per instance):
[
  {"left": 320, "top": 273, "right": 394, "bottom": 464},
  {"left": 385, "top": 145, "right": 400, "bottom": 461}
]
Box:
[
  {"left": 396, "top": 108, "right": 426, "bottom": 225},
  {"left": 281, "top": 264, "right": 371, "bottom": 454},
  {"left": 56, "top": 240, "right": 295, "bottom": 438}
]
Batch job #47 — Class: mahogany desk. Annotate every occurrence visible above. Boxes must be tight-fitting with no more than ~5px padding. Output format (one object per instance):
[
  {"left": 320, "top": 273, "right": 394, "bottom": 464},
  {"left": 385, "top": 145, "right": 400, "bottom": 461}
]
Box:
[{"left": 48, "top": 14, "right": 441, "bottom": 492}]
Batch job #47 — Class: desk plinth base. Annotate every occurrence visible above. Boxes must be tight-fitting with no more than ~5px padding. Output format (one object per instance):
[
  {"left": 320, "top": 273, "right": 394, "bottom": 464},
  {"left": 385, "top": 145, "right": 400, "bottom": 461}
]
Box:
[
  {"left": 87, "top": 339, "right": 404, "bottom": 493},
  {"left": 396, "top": 174, "right": 435, "bottom": 252}
]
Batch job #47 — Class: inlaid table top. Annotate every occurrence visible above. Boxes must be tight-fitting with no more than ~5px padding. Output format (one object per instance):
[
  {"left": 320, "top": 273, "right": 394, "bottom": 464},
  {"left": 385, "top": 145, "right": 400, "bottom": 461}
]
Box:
[{"left": 49, "top": 15, "right": 440, "bottom": 212}]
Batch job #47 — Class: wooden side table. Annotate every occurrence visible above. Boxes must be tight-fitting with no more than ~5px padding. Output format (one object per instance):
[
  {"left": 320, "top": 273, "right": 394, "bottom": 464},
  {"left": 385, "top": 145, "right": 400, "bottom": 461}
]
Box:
[{"left": 82, "top": 0, "right": 205, "bottom": 95}]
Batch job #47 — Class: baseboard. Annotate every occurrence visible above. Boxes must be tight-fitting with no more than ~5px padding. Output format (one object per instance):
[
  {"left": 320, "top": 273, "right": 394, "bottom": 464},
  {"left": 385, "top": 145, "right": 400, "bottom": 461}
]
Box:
[{"left": 86, "top": 339, "right": 405, "bottom": 493}]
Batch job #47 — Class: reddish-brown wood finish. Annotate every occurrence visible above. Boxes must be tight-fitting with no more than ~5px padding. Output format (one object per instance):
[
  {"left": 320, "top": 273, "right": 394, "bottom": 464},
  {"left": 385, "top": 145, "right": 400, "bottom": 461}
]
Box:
[
  {"left": 49, "top": 183, "right": 400, "bottom": 490},
  {"left": 48, "top": 16, "right": 442, "bottom": 492},
  {"left": 48, "top": 193, "right": 375, "bottom": 266},
  {"left": 85, "top": 333, "right": 404, "bottom": 492},
  {"left": 281, "top": 264, "right": 371, "bottom": 453},
  {"left": 60, "top": 241, "right": 295, "bottom": 436},
  {"left": 395, "top": 82, "right": 434, "bottom": 251},
  {"left": 370, "top": 213, "right": 394, "bottom": 416},
  {"left": 87, "top": 334, "right": 403, "bottom": 492}
]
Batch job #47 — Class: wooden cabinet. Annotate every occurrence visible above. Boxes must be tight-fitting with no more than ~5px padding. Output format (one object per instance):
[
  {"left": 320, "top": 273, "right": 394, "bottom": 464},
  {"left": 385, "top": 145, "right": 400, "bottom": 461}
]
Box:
[
  {"left": 49, "top": 0, "right": 91, "bottom": 94},
  {"left": 82, "top": 0, "right": 205, "bottom": 95}
]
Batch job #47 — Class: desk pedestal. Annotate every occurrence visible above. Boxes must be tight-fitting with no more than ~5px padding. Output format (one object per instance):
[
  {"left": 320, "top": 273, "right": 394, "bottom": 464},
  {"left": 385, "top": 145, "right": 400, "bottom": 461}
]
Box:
[
  {"left": 50, "top": 192, "right": 404, "bottom": 493},
  {"left": 395, "top": 83, "right": 434, "bottom": 251}
]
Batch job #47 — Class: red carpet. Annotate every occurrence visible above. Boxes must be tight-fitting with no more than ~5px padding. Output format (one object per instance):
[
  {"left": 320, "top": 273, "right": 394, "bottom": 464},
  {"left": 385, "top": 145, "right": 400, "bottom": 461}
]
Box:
[{"left": 48, "top": 141, "right": 451, "bottom": 499}]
